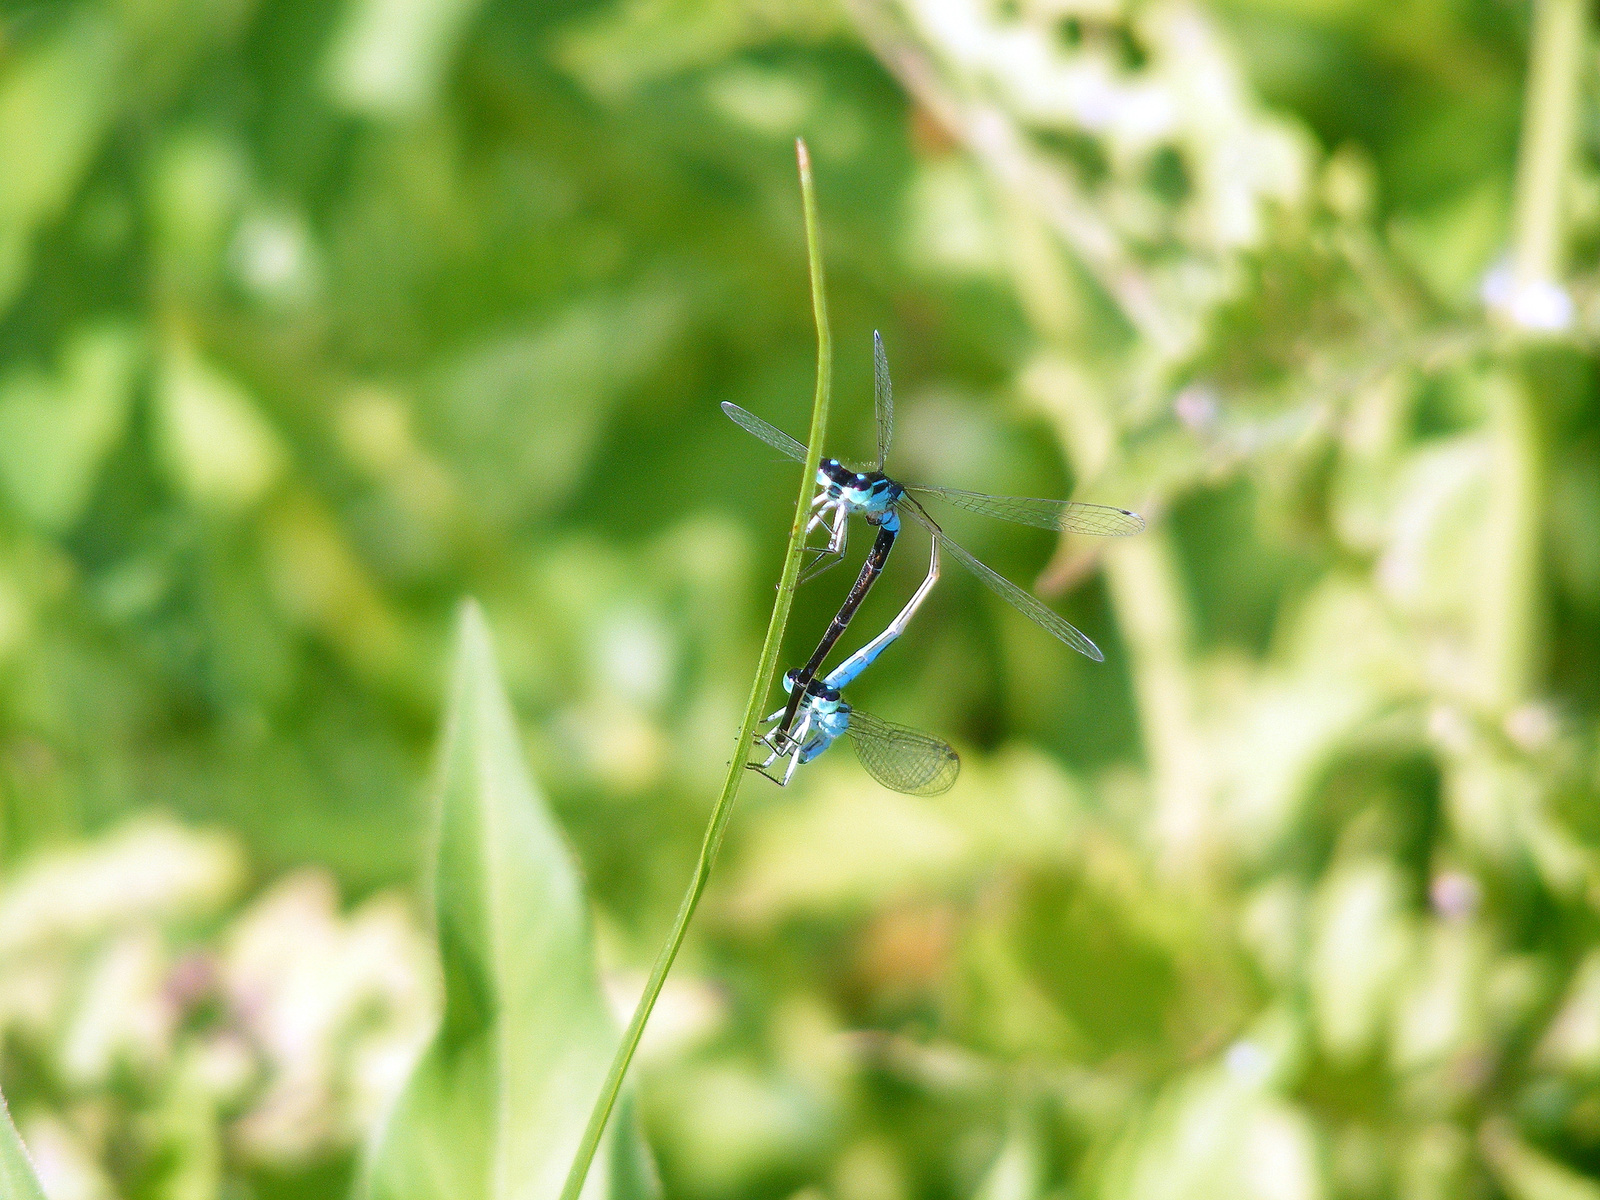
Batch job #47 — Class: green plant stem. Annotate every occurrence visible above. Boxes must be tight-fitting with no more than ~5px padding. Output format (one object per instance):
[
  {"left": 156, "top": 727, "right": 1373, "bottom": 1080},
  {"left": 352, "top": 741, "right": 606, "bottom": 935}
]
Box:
[
  {"left": 1035, "top": 361, "right": 1208, "bottom": 868},
  {"left": 1477, "top": 370, "right": 1542, "bottom": 709},
  {"left": 559, "top": 138, "right": 831, "bottom": 1200},
  {"left": 998, "top": 197, "right": 1210, "bottom": 873},
  {"left": 1473, "top": 0, "right": 1585, "bottom": 710},
  {"left": 1510, "top": 0, "right": 1585, "bottom": 293}
]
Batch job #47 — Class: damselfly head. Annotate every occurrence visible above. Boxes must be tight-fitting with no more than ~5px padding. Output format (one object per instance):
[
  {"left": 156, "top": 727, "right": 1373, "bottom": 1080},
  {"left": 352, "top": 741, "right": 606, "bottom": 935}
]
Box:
[{"left": 807, "top": 685, "right": 844, "bottom": 715}]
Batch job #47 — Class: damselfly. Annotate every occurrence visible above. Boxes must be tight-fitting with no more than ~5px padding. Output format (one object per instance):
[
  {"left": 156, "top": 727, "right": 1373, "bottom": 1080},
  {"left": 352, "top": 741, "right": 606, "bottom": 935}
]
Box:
[
  {"left": 751, "top": 669, "right": 959, "bottom": 796},
  {"left": 724, "top": 332, "right": 1145, "bottom": 743}
]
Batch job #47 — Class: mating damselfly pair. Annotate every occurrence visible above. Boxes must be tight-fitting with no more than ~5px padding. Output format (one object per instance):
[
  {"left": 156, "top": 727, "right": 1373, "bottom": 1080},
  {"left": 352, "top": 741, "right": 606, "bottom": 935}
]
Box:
[{"left": 725, "top": 332, "right": 1144, "bottom": 795}]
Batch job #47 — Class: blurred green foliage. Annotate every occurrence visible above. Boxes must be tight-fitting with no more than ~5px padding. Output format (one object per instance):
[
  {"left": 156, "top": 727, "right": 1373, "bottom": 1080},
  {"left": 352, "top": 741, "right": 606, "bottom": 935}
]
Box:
[{"left": 0, "top": 0, "right": 1597, "bottom": 1198}]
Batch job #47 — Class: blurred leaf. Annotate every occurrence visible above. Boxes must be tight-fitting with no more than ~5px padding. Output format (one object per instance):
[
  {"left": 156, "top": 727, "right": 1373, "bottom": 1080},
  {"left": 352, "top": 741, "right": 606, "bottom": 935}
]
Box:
[
  {"left": 424, "top": 288, "right": 687, "bottom": 529},
  {"left": 1442, "top": 747, "right": 1593, "bottom": 893},
  {"left": 973, "top": 1116, "right": 1044, "bottom": 1200},
  {"left": 325, "top": 0, "right": 488, "bottom": 116},
  {"left": 0, "top": 11, "right": 119, "bottom": 312},
  {"left": 1390, "top": 921, "right": 1486, "bottom": 1074},
  {"left": 1535, "top": 951, "right": 1600, "bottom": 1075},
  {"left": 1481, "top": 1117, "right": 1600, "bottom": 1200},
  {"left": 115, "top": 0, "right": 256, "bottom": 106},
  {"left": 1211, "top": 578, "right": 1399, "bottom": 857},
  {"left": 557, "top": 0, "right": 838, "bottom": 97},
  {"left": 0, "top": 1094, "right": 46, "bottom": 1200},
  {"left": 903, "top": 157, "right": 1006, "bottom": 279},
  {"left": 1375, "top": 432, "right": 1489, "bottom": 623},
  {"left": 147, "top": 132, "right": 250, "bottom": 290},
  {"left": 1396, "top": 1123, "right": 1472, "bottom": 1200},
  {"left": 1308, "top": 859, "right": 1414, "bottom": 1063},
  {"left": 359, "top": 601, "right": 655, "bottom": 1200},
  {"left": 1387, "top": 181, "right": 1508, "bottom": 308},
  {"left": 154, "top": 337, "right": 287, "bottom": 512},
  {"left": 641, "top": 1059, "right": 833, "bottom": 1197},
  {"left": 1098, "top": 1015, "right": 1323, "bottom": 1200},
  {"left": 726, "top": 750, "right": 1081, "bottom": 923},
  {"left": 1212, "top": 672, "right": 1375, "bottom": 858},
  {"left": 1005, "top": 831, "right": 1199, "bottom": 1060},
  {"left": 1548, "top": 445, "right": 1600, "bottom": 612},
  {"left": 261, "top": 490, "right": 412, "bottom": 690},
  {"left": 0, "top": 324, "right": 141, "bottom": 532}
]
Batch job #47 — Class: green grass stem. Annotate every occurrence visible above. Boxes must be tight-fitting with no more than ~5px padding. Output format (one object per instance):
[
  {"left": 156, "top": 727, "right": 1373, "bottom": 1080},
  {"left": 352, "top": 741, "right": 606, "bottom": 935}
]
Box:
[
  {"left": 1473, "top": 0, "right": 1585, "bottom": 710},
  {"left": 558, "top": 137, "right": 832, "bottom": 1200},
  {"left": 1510, "top": 0, "right": 1585, "bottom": 295}
]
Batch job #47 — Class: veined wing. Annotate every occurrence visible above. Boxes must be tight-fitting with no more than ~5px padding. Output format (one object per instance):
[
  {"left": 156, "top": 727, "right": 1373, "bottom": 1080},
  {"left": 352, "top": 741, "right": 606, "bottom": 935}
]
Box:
[
  {"left": 903, "top": 505, "right": 1105, "bottom": 661},
  {"left": 846, "top": 709, "right": 959, "bottom": 796},
  {"left": 721, "top": 402, "right": 808, "bottom": 462},
  {"left": 873, "top": 330, "right": 893, "bottom": 470},
  {"left": 904, "top": 486, "right": 1145, "bottom": 536}
]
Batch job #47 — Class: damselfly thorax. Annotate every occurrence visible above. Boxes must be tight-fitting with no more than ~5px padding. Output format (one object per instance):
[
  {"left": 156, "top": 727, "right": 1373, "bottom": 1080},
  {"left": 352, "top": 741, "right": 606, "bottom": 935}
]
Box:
[{"left": 815, "top": 459, "right": 903, "bottom": 525}]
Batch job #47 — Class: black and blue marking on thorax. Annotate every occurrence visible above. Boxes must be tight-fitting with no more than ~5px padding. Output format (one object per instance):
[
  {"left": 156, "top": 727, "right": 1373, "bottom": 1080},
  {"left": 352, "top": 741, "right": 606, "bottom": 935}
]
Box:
[
  {"left": 816, "top": 458, "right": 904, "bottom": 529},
  {"left": 780, "top": 670, "right": 853, "bottom": 763}
]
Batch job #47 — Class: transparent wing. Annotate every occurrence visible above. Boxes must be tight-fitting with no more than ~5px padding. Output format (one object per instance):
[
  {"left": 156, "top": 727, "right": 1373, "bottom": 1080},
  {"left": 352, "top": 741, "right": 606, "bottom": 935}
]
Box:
[
  {"left": 846, "top": 709, "right": 960, "bottom": 796},
  {"left": 904, "top": 486, "right": 1145, "bottom": 536},
  {"left": 721, "top": 402, "right": 808, "bottom": 462},
  {"left": 903, "top": 505, "right": 1105, "bottom": 661},
  {"left": 873, "top": 330, "right": 893, "bottom": 470}
]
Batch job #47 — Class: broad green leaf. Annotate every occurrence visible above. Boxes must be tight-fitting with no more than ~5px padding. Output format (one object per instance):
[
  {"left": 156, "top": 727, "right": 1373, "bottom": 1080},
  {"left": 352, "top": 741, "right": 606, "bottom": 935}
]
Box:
[
  {"left": 0, "top": 1092, "right": 47, "bottom": 1200},
  {"left": 359, "top": 600, "right": 655, "bottom": 1200}
]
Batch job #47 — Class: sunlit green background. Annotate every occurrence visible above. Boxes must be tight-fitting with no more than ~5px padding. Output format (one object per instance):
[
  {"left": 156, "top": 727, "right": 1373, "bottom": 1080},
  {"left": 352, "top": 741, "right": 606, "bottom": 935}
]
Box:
[{"left": 0, "top": 0, "right": 1598, "bottom": 1196}]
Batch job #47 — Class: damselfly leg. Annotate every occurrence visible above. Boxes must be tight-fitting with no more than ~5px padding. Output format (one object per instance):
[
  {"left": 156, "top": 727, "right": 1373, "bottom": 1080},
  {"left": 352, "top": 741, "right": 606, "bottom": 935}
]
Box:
[
  {"left": 748, "top": 674, "right": 959, "bottom": 796},
  {"left": 751, "top": 704, "right": 813, "bottom": 785},
  {"left": 799, "top": 494, "right": 849, "bottom": 583}
]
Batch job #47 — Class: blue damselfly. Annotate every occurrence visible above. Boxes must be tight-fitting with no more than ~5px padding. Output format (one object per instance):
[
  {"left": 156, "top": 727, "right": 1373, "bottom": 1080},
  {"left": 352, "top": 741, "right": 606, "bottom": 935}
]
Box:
[
  {"left": 751, "top": 670, "right": 959, "bottom": 795},
  {"left": 725, "top": 332, "right": 1144, "bottom": 747}
]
